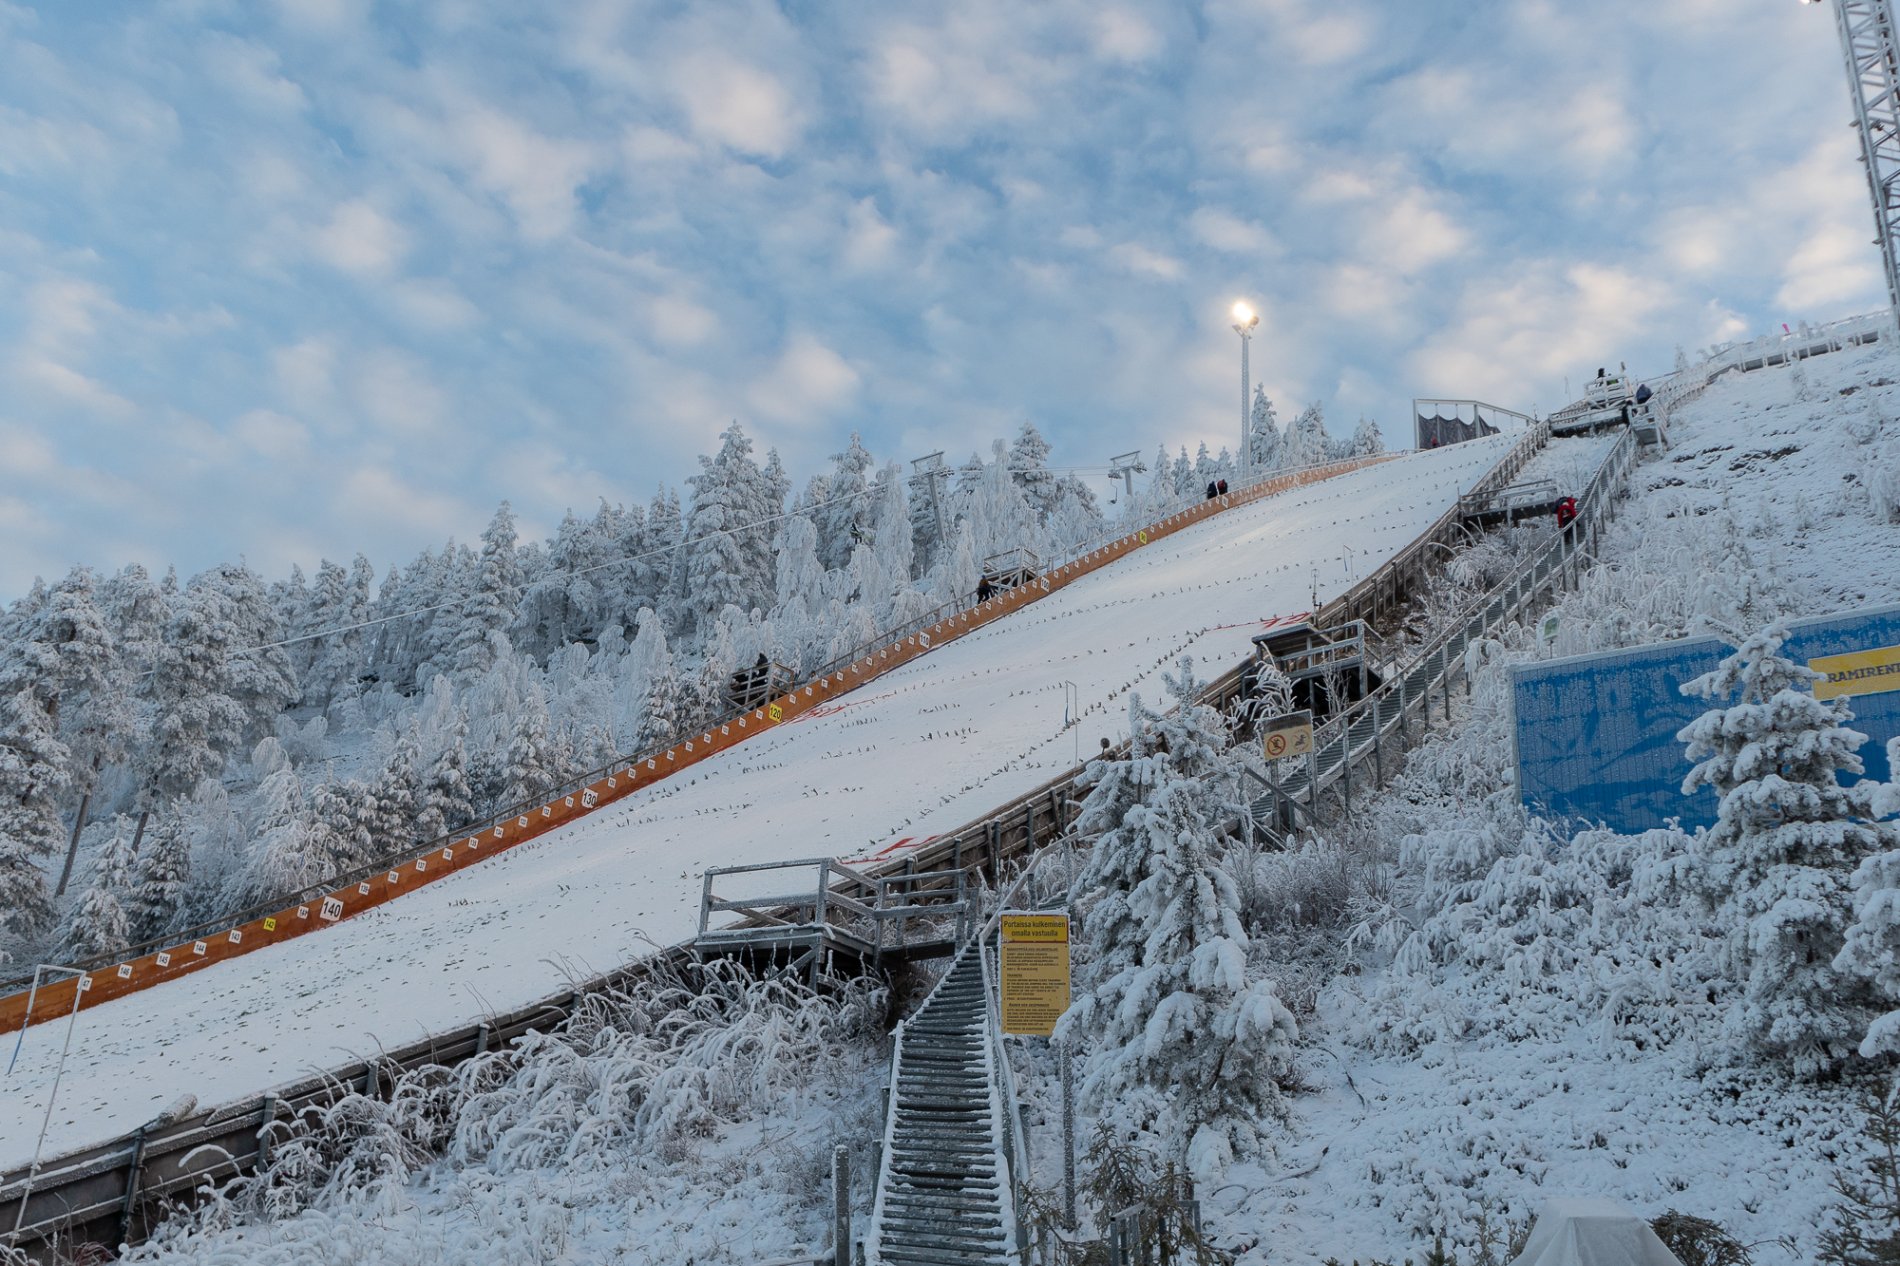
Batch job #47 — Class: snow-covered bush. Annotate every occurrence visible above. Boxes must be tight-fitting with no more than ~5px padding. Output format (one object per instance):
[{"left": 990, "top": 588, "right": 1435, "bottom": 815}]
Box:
[{"left": 131, "top": 962, "right": 886, "bottom": 1261}]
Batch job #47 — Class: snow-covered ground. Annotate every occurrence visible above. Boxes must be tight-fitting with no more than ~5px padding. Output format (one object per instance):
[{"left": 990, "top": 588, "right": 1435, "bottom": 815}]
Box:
[{"left": 0, "top": 437, "right": 1511, "bottom": 1172}]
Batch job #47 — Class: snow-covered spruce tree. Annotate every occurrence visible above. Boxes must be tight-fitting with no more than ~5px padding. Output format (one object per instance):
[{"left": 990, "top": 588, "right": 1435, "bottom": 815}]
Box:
[
  {"left": 0, "top": 599, "right": 74, "bottom": 939},
  {"left": 452, "top": 503, "right": 522, "bottom": 681},
  {"left": 1248, "top": 385, "right": 1283, "bottom": 473},
  {"left": 816, "top": 432, "right": 876, "bottom": 573},
  {"left": 1833, "top": 737, "right": 1900, "bottom": 1057},
  {"left": 1283, "top": 402, "right": 1332, "bottom": 469},
  {"left": 1350, "top": 415, "right": 1385, "bottom": 458},
  {"left": 65, "top": 815, "right": 137, "bottom": 960},
  {"left": 1058, "top": 659, "right": 1298, "bottom": 1180},
  {"left": 128, "top": 806, "right": 193, "bottom": 941},
  {"left": 1009, "top": 421, "right": 1062, "bottom": 522},
  {"left": 1678, "top": 622, "right": 1891, "bottom": 1072},
  {"left": 677, "top": 422, "right": 781, "bottom": 640}
]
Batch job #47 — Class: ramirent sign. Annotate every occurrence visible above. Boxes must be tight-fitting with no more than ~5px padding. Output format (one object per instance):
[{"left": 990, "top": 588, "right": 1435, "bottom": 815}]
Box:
[{"left": 1812, "top": 644, "right": 1900, "bottom": 701}]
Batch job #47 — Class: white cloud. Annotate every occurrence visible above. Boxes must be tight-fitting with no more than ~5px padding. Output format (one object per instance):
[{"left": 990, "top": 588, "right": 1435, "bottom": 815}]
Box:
[
  {"left": 389, "top": 278, "right": 481, "bottom": 331},
  {"left": 272, "top": 337, "right": 337, "bottom": 406},
  {"left": 200, "top": 33, "right": 307, "bottom": 113},
  {"left": 450, "top": 106, "right": 597, "bottom": 241},
  {"left": 231, "top": 408, "right": 311, "bottom": 460},
  {"left": 1092, "top": 9, "right": 1161, "bottom": 63},
  {"left": 1190, "top": 208, "right": 1278, "bottom": 257},
  {"left": 647, "top": 292, "right": 719, "bottom": 348},
  {"left": 313, "top": 199, "right": 410, "bottom": 279},
  {"left": 748, "top": 332, "right": 860, "bottom": 430},
  {"left": 669, "top": 52, "right": 804, "bottom": 159},
  {"left": 841, "top": 197, "right": 900, "bottom": 272},
  {"left": 1109, "top": 242, "right": 1184, "bottom": 280},
  {"left": 355, "top": 349, "right": 448, "bottom": 437}
]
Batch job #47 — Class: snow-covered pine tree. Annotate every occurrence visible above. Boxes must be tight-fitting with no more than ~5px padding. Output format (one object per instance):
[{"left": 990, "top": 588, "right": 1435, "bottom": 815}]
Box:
[
  {"left": 128, "top": 806, "right": 192, "bottom": 941},
  {"left": 452, "top": 503, "right": 523, "bottom": 680},
  {"left": 65, "top": 815, "right": 137, "bottom": 960},
  {"left": 630, "top": 609, "right": 680, "bottom": 752},
  {"left": 1059, "top": 659, "right": 1298, "bottom": 1179},
  {"left": 233, "top": 759, "right": 326, "bottom": 906},
  {"left": 0, "top": 591, "right": 78, "bottom": 937},
  {"left": 816, "top": 433, "right": 876, "bottom": 572},
  {"left": 212, "top": 562, "right": 300, "bottom": 738},
  {"left": 1283, "top": 402, "right": 1332, "bottom": 469},
  {"left": 138, "top": 573, "right": 253, "bottom": 818},
  {"left": 499, "top": 681, "right": 557, "bottom": 809},
  {"left": 298, "top": 559, "right": 354, "bottom": 708},
  {"left": 1009, "top": 422, "right": 1062, "bottom": 523},
  {"left": 414, "top": 718, "right": 475, "bottom": 843},
  {"left": 1248, "top": 385, "right": 1284, "bottom": 473},
  {"left": 42, "top": 566, "right": 135, "bottom": 896},
  {"left": 1678, "top": 621, "right": 1890, "bottom": 1071},
  {"left": 1833, "top": 737, "right": 1900, "bottom": 1056},
  {"left": 678, "top": 424, "right": 780, "bottom": 640},
  {"left": 1350, "top": 415, "right": 1385, "bottom": 458}
]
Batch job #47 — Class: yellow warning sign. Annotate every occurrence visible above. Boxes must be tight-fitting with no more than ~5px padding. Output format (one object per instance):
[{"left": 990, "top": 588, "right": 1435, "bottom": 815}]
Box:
[
  {"left": 1261, "top": 710, "right": 1314, "bottom": 761},
  {"left": 1811, "top": 644, "right": 1900, "bottom": 701},
  {"left": 999, "top": 913, "right": 1070, "bottom": 1037},
  {"left": 1136, "top": 530, "right": 1149, "bottom": 545},
  {"left": 768, "top": 702, "right": 783, "bottom": 721}
]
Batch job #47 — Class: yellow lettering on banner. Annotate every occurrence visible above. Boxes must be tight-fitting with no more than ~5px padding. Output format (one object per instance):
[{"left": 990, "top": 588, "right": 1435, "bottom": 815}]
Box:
[
  {"left": 999, "top": 913, "right": 1071, "bottom": 1037},
  {"left": 769, "top": 703, "right": 783, "bottom": 722},
  {"left": 1812, "top": 644, "right": 1900, "bottom": 701}
]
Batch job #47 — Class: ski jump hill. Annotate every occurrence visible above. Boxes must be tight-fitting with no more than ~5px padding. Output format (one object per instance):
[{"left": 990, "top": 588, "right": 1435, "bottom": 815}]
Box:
[{"left": 0, "top": 436, "right": 1517, "bottom": 1177}]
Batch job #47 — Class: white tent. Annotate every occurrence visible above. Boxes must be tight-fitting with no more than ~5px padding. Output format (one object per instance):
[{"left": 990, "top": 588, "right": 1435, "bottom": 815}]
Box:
[{"left": 1507, "top": 1199, "right": 1685, "bottom": 1266}]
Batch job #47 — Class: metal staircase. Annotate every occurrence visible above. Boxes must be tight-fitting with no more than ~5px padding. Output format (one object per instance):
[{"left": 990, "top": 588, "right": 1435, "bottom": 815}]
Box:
[{"left": 866, "top": 943, "right": 1024, "bottom": 1265}]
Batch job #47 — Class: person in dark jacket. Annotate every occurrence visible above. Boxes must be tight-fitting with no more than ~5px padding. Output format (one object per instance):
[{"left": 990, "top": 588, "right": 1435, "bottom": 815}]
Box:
[{"left": 1205, "top": 480, "right": 1218, "bottom": 500}]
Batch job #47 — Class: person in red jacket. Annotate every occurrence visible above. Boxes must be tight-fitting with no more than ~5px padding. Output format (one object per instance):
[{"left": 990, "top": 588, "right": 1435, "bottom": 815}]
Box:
[{"left": 1555, "top": 496, "right": 1578, "bottom": 529}]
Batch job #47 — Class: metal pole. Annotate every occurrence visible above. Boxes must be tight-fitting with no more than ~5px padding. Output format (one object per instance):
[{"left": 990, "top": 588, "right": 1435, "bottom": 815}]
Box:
[
  {"left": 832, "top": 1144, "right": 851, "bottom": 1266},
  {"left": 1061, "top": 1040, "right": 1077, "bottom": 1227},
  {"left": 13, "top": 967, "right": 86, "bottom": 1236},
  {"left": 1239, "top": 325, "right": 1251, "bottom": 478}
]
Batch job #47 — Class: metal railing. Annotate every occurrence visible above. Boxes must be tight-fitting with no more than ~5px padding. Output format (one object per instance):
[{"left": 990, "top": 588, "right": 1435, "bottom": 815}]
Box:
[{"left": 1246, "top": 426, "right": 1639, "bottom": 832}]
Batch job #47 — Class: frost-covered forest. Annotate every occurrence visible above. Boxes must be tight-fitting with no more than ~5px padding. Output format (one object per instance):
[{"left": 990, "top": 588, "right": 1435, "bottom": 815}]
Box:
[{"left": 0, "top": 402, "right": 1379, "bottom": 977}]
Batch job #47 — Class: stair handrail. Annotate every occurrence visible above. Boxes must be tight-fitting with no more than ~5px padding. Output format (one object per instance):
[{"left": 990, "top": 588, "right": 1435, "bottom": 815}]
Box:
[
  {"left": 980, "top": 937, "right": 1031, "bottom": 1262},
  {"left": 861, "top": 996, "right": 909, "bottom": 1266},
  {"left": 1249, "top": 425, "right": 1639, "bottom": 824}
]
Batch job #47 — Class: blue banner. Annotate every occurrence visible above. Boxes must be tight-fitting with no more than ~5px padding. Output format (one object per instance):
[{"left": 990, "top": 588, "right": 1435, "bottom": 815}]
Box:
[{"left": 1511, "top": 605, "right": 1900, "bottom": 834}]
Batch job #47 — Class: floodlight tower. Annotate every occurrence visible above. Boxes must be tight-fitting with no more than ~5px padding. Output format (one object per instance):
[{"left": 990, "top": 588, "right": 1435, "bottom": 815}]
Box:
[
  {"left": 1232, "top": 301, "right": 1259, "bottom": 478},
  {"left": 1805, "top": 0, "right": 1900, "bottom": 320}
]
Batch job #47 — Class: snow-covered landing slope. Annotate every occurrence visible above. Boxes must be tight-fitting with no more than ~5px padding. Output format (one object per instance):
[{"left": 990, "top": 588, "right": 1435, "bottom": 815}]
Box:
[{"left": 0, "top": 437, "right": 1512, "bottom": 1169}]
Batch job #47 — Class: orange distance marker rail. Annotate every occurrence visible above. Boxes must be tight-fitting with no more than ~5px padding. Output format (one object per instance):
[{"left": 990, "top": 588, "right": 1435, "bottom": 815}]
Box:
[{"left": 0, "top": 455, "right": 1394, "bottom": 1035}]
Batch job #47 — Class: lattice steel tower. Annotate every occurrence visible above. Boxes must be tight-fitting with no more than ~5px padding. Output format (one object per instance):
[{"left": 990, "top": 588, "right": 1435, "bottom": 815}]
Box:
[{"left": 1816, "top": 0, "right": 1900, "bottom": 317}]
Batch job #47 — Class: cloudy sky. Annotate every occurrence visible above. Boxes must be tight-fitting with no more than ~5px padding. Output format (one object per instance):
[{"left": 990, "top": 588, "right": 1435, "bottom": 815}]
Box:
[{"left": 0, "top": 0, "right": 1880, "bottom": 598}]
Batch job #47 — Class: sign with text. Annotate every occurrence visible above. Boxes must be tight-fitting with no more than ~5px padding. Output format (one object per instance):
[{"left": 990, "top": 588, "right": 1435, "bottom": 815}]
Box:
[
  {"left": 1261, "top": 710, "right": 1314, "bottom": 761},
  {"left": 999, "top": 913, "right": 1070, "bottom": 1037},
  {"left": 1812, "top": 644, "right": 1900, "bottom": 701}
]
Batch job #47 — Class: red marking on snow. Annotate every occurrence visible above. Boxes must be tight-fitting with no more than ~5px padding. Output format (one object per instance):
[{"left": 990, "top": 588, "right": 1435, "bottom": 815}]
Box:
[
  {"left": 841, "top": 834, "right": 940, "bottom": 867},
  {"left": 1204, "top": 610, "right": 1313, "bottom": 635}
]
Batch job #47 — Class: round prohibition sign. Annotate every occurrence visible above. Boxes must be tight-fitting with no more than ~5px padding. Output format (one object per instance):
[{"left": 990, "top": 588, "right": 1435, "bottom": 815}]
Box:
[{"left": 1265, "top": 733, "right": 1289, "bottom": 758}]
